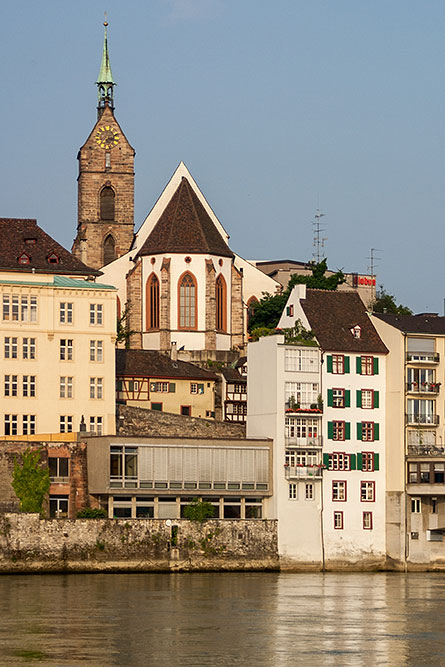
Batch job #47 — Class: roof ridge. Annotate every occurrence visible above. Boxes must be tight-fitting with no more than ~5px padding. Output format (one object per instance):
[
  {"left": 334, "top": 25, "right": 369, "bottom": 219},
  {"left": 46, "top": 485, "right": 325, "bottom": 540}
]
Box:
[{"left": 184, "top": 178, "right": 210, "bottom": 252}]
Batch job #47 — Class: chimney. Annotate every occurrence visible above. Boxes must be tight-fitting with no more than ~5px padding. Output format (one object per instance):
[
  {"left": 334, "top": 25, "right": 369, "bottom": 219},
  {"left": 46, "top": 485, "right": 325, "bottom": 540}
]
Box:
[{"left": 171, "top": 341, "right": 177, "bottom": 361}]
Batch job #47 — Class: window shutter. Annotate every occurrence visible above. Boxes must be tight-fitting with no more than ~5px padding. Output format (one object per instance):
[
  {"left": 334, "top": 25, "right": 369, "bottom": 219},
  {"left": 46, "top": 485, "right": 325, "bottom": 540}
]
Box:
[
  {"left": 345, "top": 390, "right": 350, "bottom": 407},
  {"left": 350, "top": 453, "right": 356, "bottom": 470},
  {"left": 357, "top": 452, "right": 363, "bottom": 470},
  {"left": 374, "top": 391, "right": 379, "bottom": 408},
  {"left": 169, "top": 383, "right": 176, "bottom": 393},
  {"left": 356, "top": 390, "right": 362, "bottom": 408},
  {"left": 286, "top": 306, "right": 290, "bottom": 316},
  {"left": 198, "top": 383, "right": 204, "bottom": 394},
  {"left": 328, "top": 422, "right": 334, "bottom": 439},
  {"left": 357, "top": 422, "right": 363, "bottom": 440},
  {"left": 374, "top": 423, "right": 379, "bottom": 441},
  {"left": 327, "top": 355, "right": 333, "bottom": 373},
  {"left": 323, "top": 453, "right": 330, "bottom": 467},
  {"left": 327, "top": 389, "right": 333, "bottom": 407},
  {"left": 373, "top": 357, "right": 379, "bottom": 375},
  {"left": 356, "top": 356, "right": 362, "bottom": 374},
  {"left": 345, "top": 422, "right": 351, "bottom": 440},
  {"left": 344, "top": 356, "right": 350, "bottom": 374},
  {"left": 374, "top": 453, "right": 380, "bottom": 471}
]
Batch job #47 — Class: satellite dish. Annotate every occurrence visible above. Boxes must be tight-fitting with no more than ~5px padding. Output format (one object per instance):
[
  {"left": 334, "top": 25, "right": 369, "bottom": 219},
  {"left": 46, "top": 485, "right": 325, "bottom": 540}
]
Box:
[{"left": 165, "top": 519, "right": 172, "bottom": 527}]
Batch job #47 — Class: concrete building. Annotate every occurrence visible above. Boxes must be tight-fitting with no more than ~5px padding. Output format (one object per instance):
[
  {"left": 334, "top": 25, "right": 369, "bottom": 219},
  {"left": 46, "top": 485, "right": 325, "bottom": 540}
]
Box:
[
  {"left": 373, "top": 313, "right": 445, "bottom": 568},
  {"left": 0, "top": 218, "right": 117, "bottom": 438}
]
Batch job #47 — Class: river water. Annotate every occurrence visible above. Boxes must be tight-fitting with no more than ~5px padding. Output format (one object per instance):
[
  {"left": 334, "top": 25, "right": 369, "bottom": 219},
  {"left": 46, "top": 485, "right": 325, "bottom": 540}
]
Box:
[{"left": 0, "top": 572, "right": 445, "bottom": 665}]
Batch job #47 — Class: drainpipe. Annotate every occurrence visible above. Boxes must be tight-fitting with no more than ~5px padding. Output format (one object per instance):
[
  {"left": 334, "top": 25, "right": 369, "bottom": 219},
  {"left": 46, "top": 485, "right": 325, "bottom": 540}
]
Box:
[{"left": 320, "top": 349, "right": 326, "bottom": 571}]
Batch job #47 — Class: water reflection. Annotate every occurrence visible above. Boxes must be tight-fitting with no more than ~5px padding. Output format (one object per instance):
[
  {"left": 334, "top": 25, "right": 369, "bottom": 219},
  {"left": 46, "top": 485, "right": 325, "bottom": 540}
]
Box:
[{"left": 1, "top": 573, "right": 445, "bottom": 665}]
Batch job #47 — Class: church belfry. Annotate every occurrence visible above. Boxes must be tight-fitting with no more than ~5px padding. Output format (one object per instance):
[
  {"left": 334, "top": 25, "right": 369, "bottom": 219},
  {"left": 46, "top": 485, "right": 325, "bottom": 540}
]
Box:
[{"left": 72, "top": 21, "right": 135, "bottom": 270}]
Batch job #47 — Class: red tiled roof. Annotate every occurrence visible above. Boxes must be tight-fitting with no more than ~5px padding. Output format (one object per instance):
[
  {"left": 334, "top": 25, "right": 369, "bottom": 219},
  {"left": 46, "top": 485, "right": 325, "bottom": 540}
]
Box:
[
  {"left": 136, "top": 177, "right": 233, "bottom": 258},
  {"left": 301, "top": 289, "right": 388, "bottom": 354},
  {"left": 116, "top": 349, "right": 218, "bottom": 380},
  {"left": 0, "top": 219, "right": 100, "bottom": 276}
]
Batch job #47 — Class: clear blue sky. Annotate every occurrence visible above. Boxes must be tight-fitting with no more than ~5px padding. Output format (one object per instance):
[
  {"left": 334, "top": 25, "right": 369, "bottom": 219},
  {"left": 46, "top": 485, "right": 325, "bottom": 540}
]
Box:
[{"left": 1, "top": 1, "right": 444, "bottom": 313}]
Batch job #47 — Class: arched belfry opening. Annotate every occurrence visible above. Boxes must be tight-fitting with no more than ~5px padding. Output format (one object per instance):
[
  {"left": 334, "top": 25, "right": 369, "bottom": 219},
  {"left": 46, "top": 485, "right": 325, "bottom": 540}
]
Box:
[{"left": 103, "top": 234, "right": 116, "bottom": 265}]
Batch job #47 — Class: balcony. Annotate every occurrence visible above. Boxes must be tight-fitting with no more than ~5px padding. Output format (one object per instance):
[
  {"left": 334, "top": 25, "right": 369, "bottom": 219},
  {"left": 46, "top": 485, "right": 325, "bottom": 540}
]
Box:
[
  {"left": 406, "top": 382, "right": 440, "bottom": 394},
  {"left": 284, "top": 465, "right": 323, "bottom": 480},
  {"left": 285, "top": 435, "right": 322, "bottom": 448},
  {"left": 285, "top": 401, "right": 323, "bottom": 415},
  {"left": 406, "top": 413, "right": 439, "bottom": 426},
  {"left": 407, "top": 444, "right": 445, "bottom": 456},
  {"left": 406, "top": 352, "right": 440, "bottom": 364}
]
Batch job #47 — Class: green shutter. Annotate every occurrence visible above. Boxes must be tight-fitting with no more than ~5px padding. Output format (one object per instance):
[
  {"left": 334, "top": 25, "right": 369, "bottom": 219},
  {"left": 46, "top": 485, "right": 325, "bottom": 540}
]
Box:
[
  {"left": 327, "top": 389, "right": 333, "bottom": 407},
  {"left": 344, "top": 356, "right": 350, "bottom": 374},
  {"left": 350, "top": 453, "right": 356, "bottom": 470},
  {"left": 345, "top": 422, "right": 351, "bottom": 440},
  {"left": 374, "top": 453, "right": 380, "bottom": 471},
  {"left": 345, "top": 390, "right": 350, "bottom": 407},
  {"left": 327, "top": 355, "right": 333, "bottom": 373},
  {"left": 323, "top": 453, "right": 330, "bottom": 467},
  {"left": 374, "top": 391, "right": 379, "bottom": 408},
  {"left": 373, "top": 357, "right": 379, "bottom": 375},
  {"left": 356, "top": 356, "right": 362, "bottom": 374},
  {"left": 357, "top": 422, "right": 363, "bottom": 440},
  {"left": 374, "top": 423, "right": 379, "bottom": 441},
  {"left": 357, "top": 452, "right": 363, "bottom": 471},
  {"left": 328, "top": 422, "right": 334, "bottom": 439},
  {"left": 356, "top": 390, "right": 362, "bottom": 408},
  {"left": 169, "top": 383, "right": 176, "bottom": 393}
]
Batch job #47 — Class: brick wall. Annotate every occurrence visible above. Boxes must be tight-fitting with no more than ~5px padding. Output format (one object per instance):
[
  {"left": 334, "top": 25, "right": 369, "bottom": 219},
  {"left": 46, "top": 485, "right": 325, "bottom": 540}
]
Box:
[
  {"left": 231, "top": 263, "right": 245, "bottom": 350},
  {"left": 126, "top": 260, "right": 142, "bottom": 349},
  {"left": 205, "top": 259, "right": 217, "bottom": 350},
  {"left": 160, "top": 258, "right": 171, "bottom": 351}
]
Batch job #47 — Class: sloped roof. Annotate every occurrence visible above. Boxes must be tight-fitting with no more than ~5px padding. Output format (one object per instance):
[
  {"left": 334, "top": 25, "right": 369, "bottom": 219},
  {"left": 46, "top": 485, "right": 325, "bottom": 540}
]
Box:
[
  {"left": 373, "top": 312, "right": 445, "bottom": 335},
  {"left": 136, "top": 177, "right": 233, "bottom": 258},
  {"left": 0, "top": 219, "right": 100, "bottom": 276},
  {"left": 301, "top": 289, "right": 388, "bottom": 354},
  {"left": 221, "top": 367, "right": 246, "bottom": 383},
  {"left": 116, "top": 349, "right": 218, "bottom": 381}
]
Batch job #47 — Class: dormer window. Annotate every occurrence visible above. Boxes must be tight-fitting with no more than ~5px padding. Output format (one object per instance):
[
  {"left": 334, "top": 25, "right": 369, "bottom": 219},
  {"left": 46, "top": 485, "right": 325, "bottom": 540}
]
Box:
[
  {"left": 47, "top": 253, "right": 60, "bottom": 264},
  {"left": 18, "top": 253, "right": 30, "bottom": 265},
  {"left": 351, "top": 325, "right": 361, "bottom": 339}
]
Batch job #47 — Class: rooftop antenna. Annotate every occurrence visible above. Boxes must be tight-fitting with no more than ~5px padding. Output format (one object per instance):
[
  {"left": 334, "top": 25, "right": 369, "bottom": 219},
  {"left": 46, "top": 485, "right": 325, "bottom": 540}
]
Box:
[
  {"left": 367, "top": 248, "right": 383, "bottom": 299},
  {"left": 312, "top": 209, "right": 327, "bottom": 263}
]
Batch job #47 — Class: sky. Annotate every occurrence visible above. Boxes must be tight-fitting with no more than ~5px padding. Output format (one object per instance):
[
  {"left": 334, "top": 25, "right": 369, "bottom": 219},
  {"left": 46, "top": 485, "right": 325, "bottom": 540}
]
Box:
[{"left": 1, "top": 0, "right": 444, "bottom": 313}]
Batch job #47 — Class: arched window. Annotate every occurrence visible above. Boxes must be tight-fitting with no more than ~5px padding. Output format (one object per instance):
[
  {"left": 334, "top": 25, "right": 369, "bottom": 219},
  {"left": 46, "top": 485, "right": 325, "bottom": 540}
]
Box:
[
  {"left": 178, "top": 272, "right": 197, "bottom": 330},
  {"left": 103, "top": 234, "right": 116, "bottom": 265},
  {"left": 247, "top": 296, "right": 259, "bottom": 327},
  {"left": 146, "top": 274, "right": 160, "bottom": 330},
  {"left": 215, "top": 274, "right": 227, "bottom": 332},
  {"left": 100, "top": 186, "right": 115, "bottom": 221}
]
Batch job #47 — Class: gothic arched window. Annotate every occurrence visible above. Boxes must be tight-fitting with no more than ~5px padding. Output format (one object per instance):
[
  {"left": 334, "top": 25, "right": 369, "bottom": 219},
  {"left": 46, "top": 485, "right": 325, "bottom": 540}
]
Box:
[
  {"left": 146, "top": 274, "right": 160, "bottom": 330},
  {"left": 100, "top": 186, "right": 115, "bottom": 221},
  {"left": 178, "top": 272, "right": 197, "bottom": 330},
  {"left": 247, "top": 296, "right": 259, "bottom": 327},
  {"left": 103, "top": 234, "right": 116, "bottom": 265},
  {"left": 215, "top": 274, "right": 227, "bottom": 332}
]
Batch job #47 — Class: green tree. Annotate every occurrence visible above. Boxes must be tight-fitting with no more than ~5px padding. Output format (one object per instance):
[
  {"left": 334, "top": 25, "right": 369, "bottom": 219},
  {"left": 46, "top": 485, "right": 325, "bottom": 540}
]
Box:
[
  {"left": 248, "top": 259, "right": 345, "bottom": 332},
  {"left": 116, "top": 303, "right": 136, "bottom": 348},
  {"left": 372, "top": 286, "right": 412, "bottom": 315},
  {"left": 183, "top": 499, "right": 215, "bottom": 522},
  {"left": 12, "top": 449, "right": 50, "bottom": 515}
]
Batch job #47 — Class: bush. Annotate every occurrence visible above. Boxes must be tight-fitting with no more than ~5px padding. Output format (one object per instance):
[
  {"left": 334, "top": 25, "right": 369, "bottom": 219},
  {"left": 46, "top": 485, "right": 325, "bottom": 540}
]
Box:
[
  {"left": 76, "top": 508, "right": 107, "bottom": 519},
  {"left": 12, "top": 448, "right": 50, "bottom": 515},
  {"left": 183, "top": 500, "right": 215, "bottom": 522}
]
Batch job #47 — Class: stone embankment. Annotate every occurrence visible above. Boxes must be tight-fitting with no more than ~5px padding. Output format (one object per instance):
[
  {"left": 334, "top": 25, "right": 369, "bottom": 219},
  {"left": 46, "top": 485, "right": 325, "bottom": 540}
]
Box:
[{"left": 0, "top": 514, "right": 279, "bottom": 573}]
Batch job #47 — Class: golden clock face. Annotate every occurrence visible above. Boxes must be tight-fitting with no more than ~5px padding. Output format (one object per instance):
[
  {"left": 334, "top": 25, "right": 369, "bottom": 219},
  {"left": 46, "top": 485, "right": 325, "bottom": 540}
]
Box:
[{"left": 94, "top": 125, "right": 119, "bottom": 150}]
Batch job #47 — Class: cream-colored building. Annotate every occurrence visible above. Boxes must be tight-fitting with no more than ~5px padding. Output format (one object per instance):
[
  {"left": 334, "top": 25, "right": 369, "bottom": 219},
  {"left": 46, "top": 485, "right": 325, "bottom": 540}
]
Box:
[{"left": 0, "top": 218, "right": 117, "bottom": 437}]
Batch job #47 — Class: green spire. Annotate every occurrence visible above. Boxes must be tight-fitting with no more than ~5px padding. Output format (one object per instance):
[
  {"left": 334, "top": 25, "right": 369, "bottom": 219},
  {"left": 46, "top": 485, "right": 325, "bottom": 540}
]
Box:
[{"left": 96, "top": 20, "right": 116, "bottom": 117}]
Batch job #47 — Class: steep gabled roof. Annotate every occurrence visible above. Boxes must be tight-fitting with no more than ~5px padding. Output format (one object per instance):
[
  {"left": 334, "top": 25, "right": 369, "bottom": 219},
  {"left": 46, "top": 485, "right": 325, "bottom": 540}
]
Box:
[
  {"left": 136, "top": 177, "right": 233, "bottom": 258},
  {"left": 0, "top": 219, "right": 100, "bottom": 276},
  {"left": 373, "top": 312, "right": 445, "bottom": 335},
  {"left": 301, "top": 289, "right": 388, "bottom": 354},
  {"left": 116, "top": 349, "right": 218, "bottom": 381}
]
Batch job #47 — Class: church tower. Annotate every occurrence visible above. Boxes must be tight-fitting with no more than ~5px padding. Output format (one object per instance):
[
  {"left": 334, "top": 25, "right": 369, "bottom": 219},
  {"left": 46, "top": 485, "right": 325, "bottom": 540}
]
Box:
[{"left": 72, "top": 22, "right": 135, "bottom": 269}]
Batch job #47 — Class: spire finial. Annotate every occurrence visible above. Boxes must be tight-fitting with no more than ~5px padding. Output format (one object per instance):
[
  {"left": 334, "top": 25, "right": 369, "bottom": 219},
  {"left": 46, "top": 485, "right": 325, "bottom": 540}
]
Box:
[{"left": 96, "top": 15, "right": 115, "bottom": 118}]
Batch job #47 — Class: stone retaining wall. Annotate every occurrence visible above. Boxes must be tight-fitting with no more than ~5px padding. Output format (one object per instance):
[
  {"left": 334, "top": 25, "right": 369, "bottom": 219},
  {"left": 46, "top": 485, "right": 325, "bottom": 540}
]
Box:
[{"left": 0, "top": 514, "right": 279, "bottom": 573}]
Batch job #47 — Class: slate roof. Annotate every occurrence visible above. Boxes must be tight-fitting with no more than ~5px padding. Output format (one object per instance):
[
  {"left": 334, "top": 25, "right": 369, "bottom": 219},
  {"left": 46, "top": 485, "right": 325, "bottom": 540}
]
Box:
[
  {"left": 116, "top": 349, "right": 218, "bottom": 380},
  {"left": 0, "top": 219, "right": 100, "bottom": 276},
  {"left": 221, "top": 367, "right": 246, "bottom": 383},
  {"left": 373, "top": 313, "right": 445, "bottom": 335},
  {"left": 136, "top": 177, "right": 233, "bottom": 258},
  {"left": 301, "top": 289, "right": 388, "bottom": 354}
]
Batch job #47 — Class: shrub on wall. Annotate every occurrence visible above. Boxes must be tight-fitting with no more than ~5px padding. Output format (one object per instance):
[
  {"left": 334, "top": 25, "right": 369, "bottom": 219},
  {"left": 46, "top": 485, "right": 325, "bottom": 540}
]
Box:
[
  {"left": 77, "top": 508, "right": 107, "bottom": 519},
  {"left": 183, "top": 500, "right": 215, "bottom": 522},
  {"left": 12, "top": 449, "right": 50, "bottom": 516}
]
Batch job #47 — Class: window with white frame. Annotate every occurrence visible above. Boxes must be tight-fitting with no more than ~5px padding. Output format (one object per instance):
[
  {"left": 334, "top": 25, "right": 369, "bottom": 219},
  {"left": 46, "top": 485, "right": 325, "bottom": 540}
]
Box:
[
  {"left": 329, "top": 453, "right": 351, "bottom": 471},
  {"left": 89, "top": 416, "right": 103, "bottom": 435},
  {"left": 332, "top": 388, "right": 345, "bottom": 408},
  {"left": 90, "top": 304, "right": 103, "bottom": 325},
  {"left": 361, "top": 389, "right": 374, "bottom": 409},
  {"left": 334, "top": 511, "right": 344, "bottom": 529},
  {"left": 284, "top": 348, "right": 318, "bottom": 372},
  {"left": 2, "top": 295, "right": 37, "bottom": 322},
  {"left": 23, "top": 375, "right": 36, "bottom": 398},
  {"left": 305, "top": 483, "right": 314, "bottom": 500},
  {"left": 332, "top": 481, "right": 346, "bottom": 501},
  {"left": 59, "top": 302, "right": 73, "bottom": 324},
  {"left": 60, "top": 376, "right": 73, "bottom": 399},
  {"left": 22, "top": 337, "right": 36, "bottom": 360},
  {"left": 332, "top": 355, "right": 345, "bottom": 374},
  {"left": 60, "top": 339, "right": 73, "bottom": 361},
  {"left": 285, "top": 382, "right": 319, "bottom": 407},
  {"left": 90, "top": 377, "right": 103, "bottom": 399},
  {"left": 289, "top": 483, "right": 297, "bottom": 500},
  {"left": 361, "top": 356, "right": 374, "bottom": 375},
  {"left": 4, "top": 375, "right": 18, "bottom": 397},
  {"left": 363, "top": 511, "right": 373, "bottom": 529},
  {"left": 285, "top": 417, "right": 319, "bottom": 440},
  {"left": 4, "top": 414, "right": 18, "bottom": 436},
  {"left": 360, "top": 481, "right": 375, "bottom": 502},
  {"left": 90, "top": 340, "right": 103, "bottom": 362},
  {"left": 411, "top": 497, "right": 421, "bottom": 513},
  {"left": 4, "top": 337, "right": 18, "bottom": 359},
  {"left": 22, "top": 415, "right": 36, "bottom": 435},
  {"left": 59, "top": 416, "right": 73, "bottom": 433},
  {"left": 151, "top": 381, "right": 169, "bottom": 393}
]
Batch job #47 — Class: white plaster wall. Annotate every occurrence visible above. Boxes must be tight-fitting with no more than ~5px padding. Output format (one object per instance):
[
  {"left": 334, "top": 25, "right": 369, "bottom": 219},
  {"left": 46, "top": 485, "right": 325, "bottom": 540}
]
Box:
[{"left": 235, "top": 255, "right": 280, "bottom": 303}]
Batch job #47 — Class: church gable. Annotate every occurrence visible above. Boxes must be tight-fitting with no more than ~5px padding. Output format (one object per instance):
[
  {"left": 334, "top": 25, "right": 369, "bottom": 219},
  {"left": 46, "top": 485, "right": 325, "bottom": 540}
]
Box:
[{"left": 136, "top": 177, "right": 233, "bottom": 259}]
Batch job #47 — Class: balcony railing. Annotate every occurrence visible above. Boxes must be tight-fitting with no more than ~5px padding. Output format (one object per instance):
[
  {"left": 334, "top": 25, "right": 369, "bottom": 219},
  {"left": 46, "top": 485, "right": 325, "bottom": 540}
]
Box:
[
  {"left": 407, "top": 444, "right": 445, "bottom": 456},
  {"left": 406, "top": 382, "right": 440, "bottom": 394},
  {"left": 406, "top": 352, "right": 440, "bottom": 363},
  {"left": 285, "top": 402, "right": 323, "bottom": 414},
  {"left": 285, "top": 435, "right": 322, "bottom": 448},
  {"left": 406, "top": 413, "right": 439, "bottom": 426},
  {"left": 284, "top": 465, "right": 323, "bottom": 479}
]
